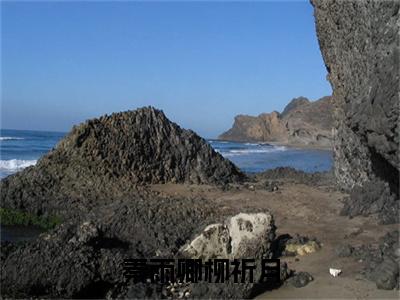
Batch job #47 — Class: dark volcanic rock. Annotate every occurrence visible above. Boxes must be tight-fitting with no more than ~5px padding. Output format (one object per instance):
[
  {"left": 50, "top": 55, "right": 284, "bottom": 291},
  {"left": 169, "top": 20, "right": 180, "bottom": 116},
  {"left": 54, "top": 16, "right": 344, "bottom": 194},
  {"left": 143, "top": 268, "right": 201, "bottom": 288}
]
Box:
[
  {"left": 351, "top": 231, "right": 399, "bottom": 290},
  {"left": 1, "top": 201, "right": 283, "bottom": 298},
  {"left": 0, "top": 193, "right": 221, "bottom": 298},
  {"left": 255, "top": 167, "right": 334, "bottom": 187},
  {"left": 0, "top": 107, "right": 249, "bottom": 298},
  {"left": 1, "top": 221, "right": 119, "bottom": 298},
  {"left": 0, "top": 107, "right": 244, "bottom": 217},
  {"left": 312, "top": 0, "right": 400, "bottom": 222},
  {"left": 371, "top": 257, "right": 399, "bottom": 290},
  {"left": 287, "top": 272, "right": 314, "bottom": 288},
  {"left": 219, "top": 96, "right": 333, "bottom": 148},
  {"left": 340, "top": 179, "right": 399, "bottom": 224}
]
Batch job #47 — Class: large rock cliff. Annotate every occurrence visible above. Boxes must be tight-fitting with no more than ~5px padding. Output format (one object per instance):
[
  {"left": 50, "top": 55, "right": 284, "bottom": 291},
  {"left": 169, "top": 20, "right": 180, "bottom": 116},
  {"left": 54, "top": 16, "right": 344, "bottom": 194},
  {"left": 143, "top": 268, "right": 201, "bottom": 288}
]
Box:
[
  {"left": 312, "top": 0, "right": 399, "bottom": 223},
  {"left": 0, "top": 107, "right": 244, "bottom": 216},
  {"left": 219, "top": 96, "right": 333, "bottom": 148},
  {"left": 219, "top": 111, "right": 287, "bottom": 143}
]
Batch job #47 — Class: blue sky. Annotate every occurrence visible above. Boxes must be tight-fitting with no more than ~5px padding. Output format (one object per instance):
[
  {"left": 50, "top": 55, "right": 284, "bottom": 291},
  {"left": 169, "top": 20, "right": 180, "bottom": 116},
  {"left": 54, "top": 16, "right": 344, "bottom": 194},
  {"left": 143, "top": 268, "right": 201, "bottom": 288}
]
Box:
[{"left": 1, "top": 1, "right": 331, "bottom": 138}]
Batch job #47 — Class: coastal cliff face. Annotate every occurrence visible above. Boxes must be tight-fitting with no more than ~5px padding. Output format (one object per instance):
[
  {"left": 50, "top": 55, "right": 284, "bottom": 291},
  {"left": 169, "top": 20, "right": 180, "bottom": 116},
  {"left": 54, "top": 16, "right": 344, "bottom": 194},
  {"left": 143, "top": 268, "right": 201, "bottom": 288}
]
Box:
[
  {"left": 283, "top": 96, "right": 333, "bottom": 147},
  {"left": 220, "top": 111, "right": 287, "bottom": 143},
  {"left": 312, "top": 0, "right": 399, "bottom": 222},
  {"left": 219, "top": 96, "right": 333, "bottom": 148}
]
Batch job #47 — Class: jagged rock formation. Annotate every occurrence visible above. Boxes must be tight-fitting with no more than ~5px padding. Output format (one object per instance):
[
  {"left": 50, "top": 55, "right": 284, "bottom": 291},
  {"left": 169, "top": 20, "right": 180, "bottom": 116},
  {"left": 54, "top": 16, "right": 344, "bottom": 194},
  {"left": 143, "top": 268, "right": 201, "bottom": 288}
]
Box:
[
  {"left": 312, "top": 0, "right": 399, "bottom": 223},
  {"left": 0, "top": 106, "right": 250, "bottom": 298},
  {"left": 219, "top": 96, "right": 333, "bottom": 148},
  {"left": 1, "top": 198, "right": 284, "bottom": 298},
  {"left": 0, "top": 195, "right": 221, "bottom": 298},
  {"left": 0, "top": 107, "right": 244, "bottom": 216}
]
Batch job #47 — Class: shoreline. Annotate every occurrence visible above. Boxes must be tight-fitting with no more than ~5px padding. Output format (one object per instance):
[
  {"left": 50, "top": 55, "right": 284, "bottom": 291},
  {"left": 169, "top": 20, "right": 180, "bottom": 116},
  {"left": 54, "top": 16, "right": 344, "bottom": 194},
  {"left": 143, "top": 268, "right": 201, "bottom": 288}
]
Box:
[{"left": 215, "top": 138, "right": 333, "bottom": 151}]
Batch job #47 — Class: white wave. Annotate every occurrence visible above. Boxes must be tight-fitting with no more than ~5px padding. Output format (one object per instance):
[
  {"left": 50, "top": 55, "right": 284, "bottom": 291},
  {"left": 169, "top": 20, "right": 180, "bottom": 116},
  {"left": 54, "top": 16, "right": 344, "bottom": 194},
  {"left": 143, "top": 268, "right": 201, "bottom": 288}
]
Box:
[
  {"left": 230, "top": 146, "right": 286, "bottom": 154},
  {"left": 220, "top": 146, "right": 287, "bottom": 157},
  {"left": 0, "top": 159, "right": 37, "bottom": 171},
  {"left": 244, "top": 142, "right": 260, "bottom": 146},
  {"left": 0, "top": 136, "right": 25, "bottom": 141}
]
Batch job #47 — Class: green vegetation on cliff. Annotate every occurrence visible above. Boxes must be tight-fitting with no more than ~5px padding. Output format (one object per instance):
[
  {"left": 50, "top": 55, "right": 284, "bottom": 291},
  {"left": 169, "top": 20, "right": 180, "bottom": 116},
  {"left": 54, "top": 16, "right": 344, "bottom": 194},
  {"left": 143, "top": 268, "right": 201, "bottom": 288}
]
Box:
[{"left": 0, "top": 208, "right": 61, "bottom": 230}]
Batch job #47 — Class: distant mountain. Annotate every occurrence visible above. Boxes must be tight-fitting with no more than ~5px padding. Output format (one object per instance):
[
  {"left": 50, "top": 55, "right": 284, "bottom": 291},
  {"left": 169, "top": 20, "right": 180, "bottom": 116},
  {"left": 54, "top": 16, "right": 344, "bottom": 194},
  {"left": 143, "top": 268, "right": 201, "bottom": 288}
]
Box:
[{"left": 219, "top": 96, "right": 333, "bottom": 148}]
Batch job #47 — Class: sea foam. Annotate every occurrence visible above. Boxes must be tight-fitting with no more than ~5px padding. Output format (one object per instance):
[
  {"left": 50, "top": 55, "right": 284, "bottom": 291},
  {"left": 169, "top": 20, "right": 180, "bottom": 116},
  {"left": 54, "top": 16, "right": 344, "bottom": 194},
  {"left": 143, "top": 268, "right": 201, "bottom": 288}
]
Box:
[
  {"left": 221, "top": 146, "right": 287, "bottom": 157},
  {"left": 0, "top": 159, "right": 37, "bottom": 171},
  {"left": 0, "top": 137, "right": 25, "bottom": 141}
]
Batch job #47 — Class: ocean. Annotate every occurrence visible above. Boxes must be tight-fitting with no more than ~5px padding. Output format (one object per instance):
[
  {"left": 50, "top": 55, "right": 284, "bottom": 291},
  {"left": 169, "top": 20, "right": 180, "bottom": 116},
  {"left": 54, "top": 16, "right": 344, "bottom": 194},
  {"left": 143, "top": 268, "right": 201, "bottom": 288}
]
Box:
[
  {"left": 0, "top": 129, "right": 65, "bottom": 179},
  {"left": 0, "top": 129, "right": 332, "bottom": 179},
  {"left": 209, "top": 140, "right": 332, "bottom": 173}
]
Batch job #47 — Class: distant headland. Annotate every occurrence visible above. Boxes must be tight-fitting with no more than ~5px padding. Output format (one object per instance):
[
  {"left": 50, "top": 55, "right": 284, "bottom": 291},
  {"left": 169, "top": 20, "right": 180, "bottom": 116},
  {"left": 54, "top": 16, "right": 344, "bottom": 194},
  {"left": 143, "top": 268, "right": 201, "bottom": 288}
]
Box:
[{"left": 219, "top": 96, "right": 333, "bottom": 149}]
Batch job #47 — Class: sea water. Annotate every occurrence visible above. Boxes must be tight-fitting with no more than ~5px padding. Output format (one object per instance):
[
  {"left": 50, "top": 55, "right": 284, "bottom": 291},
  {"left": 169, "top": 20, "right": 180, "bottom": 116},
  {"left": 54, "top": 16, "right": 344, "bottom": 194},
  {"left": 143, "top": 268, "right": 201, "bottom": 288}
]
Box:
[
  {"left": 0, "top": 129, "right": 65, "bottom": 179},
  {"left": 209, "top": 140, "right": 332, "bottom": 173},
  {"left": 0, "top": 129, "right": 333, "bottom": 179}
]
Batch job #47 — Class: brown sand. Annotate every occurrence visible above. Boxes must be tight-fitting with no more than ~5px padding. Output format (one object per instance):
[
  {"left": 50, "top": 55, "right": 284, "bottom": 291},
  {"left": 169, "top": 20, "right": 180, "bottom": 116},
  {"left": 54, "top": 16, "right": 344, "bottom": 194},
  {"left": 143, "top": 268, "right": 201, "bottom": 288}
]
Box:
[{"left": 150, "top": 181, "right": 399, "bottom": 299}]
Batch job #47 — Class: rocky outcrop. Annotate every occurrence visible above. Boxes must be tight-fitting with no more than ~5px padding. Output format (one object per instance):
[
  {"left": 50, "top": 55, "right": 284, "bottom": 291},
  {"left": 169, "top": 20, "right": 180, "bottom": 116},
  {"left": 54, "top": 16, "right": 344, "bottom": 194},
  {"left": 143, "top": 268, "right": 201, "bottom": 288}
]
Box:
[
  {"left": 219, "top": 111, "right": 287, "bottom": 143},
  {"left": 1, "top": 202, "right": 284, "bottom": 298},
  {"left": 255, "top": 166, "right": 334, "bottom": 187},
  {"left": 0, "top": 107, "right": 251, "bottom": 298},
  {"left": 338, "top": 231, "right": 399, "bottom": 290},
  {"left": 312, "top": 0, "right": 399, "bottom": 223},
  {"left": 280, "top": 97, "right": 310, "bottom": 118},
  {"left": 181, "top": 212, "right": 275, "bottom": 260},
  {"left": 286, "top": 272, "right": 314, "bottom": 288},
  {"left": 0, "top": 107, "right": 244, "bottom": 217},
  {"left": 0, "top": 194, "right": 221, "bottom": 298},
  {"left": 340, "top": 179, "right": 399, "bottom": 225},
  {"left": 284, "top": 96, "right": 333, "bottom": 147},
  {"left": 219, "top": 96, "right": 333, "bottom": 148},
  {"left": 179, "top": 212, "right": 280, "bottom": 298}
]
